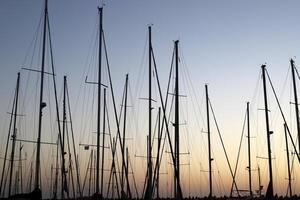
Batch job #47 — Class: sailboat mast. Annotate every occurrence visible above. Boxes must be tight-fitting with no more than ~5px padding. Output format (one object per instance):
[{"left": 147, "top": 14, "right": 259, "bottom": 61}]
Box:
[
  {"left": 246, "top": 102, "right": 252, "bottom": 197},
  {"left": 8, "top": 72, "right": 20, "bottom": 197},
  {"left": 100, "top": 88, "right": 106, "bottom": 196},
  {"left": 0, "top": 76, "right": 16, "bottom": 197},
  {"left": 121, "top": 74, "right": 129, "bottom": 196},
  {"left": 205, "top": 84, "right": 212, "bottom": 198},
  {"left": 145, "top": 25, "right": 153, "bottom": 199},
  {"left": 19, "top": 142, "right": 23, "bottom": 194},
  {"left": 290, "top": 59, "right": 300, "bottom": 153},
  {"left": 156, "top": 107, "right": 161, "bottom": 199},
  {"left": 96, "top": 6, "right": 103, "bottom": 196},
  {"left": 61, "top": 76, "right": 67, "bottom": 199},
  {"left": 34, "top": 0, "right": 48, "bottom": 193},
  {"left": 174, "top": 40, "right": 180, "bottom": 199},
  {"left": 261, "top": 65, "right": 273, "bottom": 198},
  {"left": 284, "top": 123, "right": 292, "bottom": 196},
  {"left": 258, "top": 165, "right": 262, "bottom": 197}
]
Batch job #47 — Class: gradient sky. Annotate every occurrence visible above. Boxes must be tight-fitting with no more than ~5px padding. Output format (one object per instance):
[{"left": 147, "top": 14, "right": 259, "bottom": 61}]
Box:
[{"left": 1, "top": 0, "right": 300, "bottom": 198}]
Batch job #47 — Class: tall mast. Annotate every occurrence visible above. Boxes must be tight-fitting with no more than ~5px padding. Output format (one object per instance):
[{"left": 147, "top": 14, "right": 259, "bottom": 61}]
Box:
[
  {"left": 156, "top": 107, "right": 161, "bottom": 199},
  {"left": 18, "top": 142, "right": 23, "bottom": 194},
  {"left": 61, "top": 76, "right": 68, "bottom": 199},
  {"left": 290, "top": 59, "right": 300, "bottom": 153},
  {"left": 100, "top": 88, "right": 106, "bottom": 196},
  {"left": 246, "top": 102, "right": 252, "bottom": 197},
  {"left": 96, "top": 6, "right": 103, "bottom": 196},
  {"left": 205, "top": 84, "right": 212, "bottom": 198},
  {"left": 284, "top": 123, "right": 292, "bottom": 196},
  {"left": 8, "top": 72, "right": 20, "bottom": 197},
  {"left": 0, "top": 76, "right": 16, "bottom": 197},
  {"left": 145, "top": 25, "right": 153, "bottom": 199},
  {"left": 174, "top": 40, "right": 180, "bottom": 199},
  {"left": 34, "top": 0, "right": 48, "bottom": 196},
  {"left": 261, "top": 65, "right": 273, "bottom": 198},
  {"left": 121, "top": 74, "right": 129, "bottom": 197},
  {"left": 53, "top": 136, "right": 59, "bottom": 199},
  {"left": 126, "top": 147, "right": 129, "bottom": 196}
]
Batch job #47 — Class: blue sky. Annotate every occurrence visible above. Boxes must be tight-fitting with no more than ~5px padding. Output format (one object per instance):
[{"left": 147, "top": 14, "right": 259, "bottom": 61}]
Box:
[{"left": 1, "top": 0, "right": 300, "bottom": 197}]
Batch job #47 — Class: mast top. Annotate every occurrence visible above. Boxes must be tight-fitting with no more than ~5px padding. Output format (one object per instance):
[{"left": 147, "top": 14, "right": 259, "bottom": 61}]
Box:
[
  {"left": 98, "top": 6, "right": 103, "bottom": 12},
  {"left": 291, "top": 58, "right": 295, "bottom": 65},
  {"left": 44, "top": 0, "right": 48, "bottom": 11}
]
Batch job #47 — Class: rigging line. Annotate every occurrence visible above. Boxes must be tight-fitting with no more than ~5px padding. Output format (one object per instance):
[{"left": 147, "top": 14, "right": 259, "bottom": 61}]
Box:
[
  {"left": 179, "top": 46, "right": 206, "bottom": 126},
  {"left": 102, "top": 30, "right": 132, "bottom": 198},
  {"left": 265, "top": 69, "right": 300, "bottom": 162},
  {"left": 74, "top": 18, "right": 98, "bottom": 110},
  {"left": 208, "top": 98, "right": 240, "bottom": 196},
  {"left": 0, "top": 80, "right": 17, "bottom": 196},
  {"left": 118, "top": 77, "right": 126, "bottom": 130},
  {"left": 230, "top": 108, "right": 247, "bottom": 196},
  {"left": 77, "top": 24, "right": 99, "bottom": 146},
  {"left": 180, "top": 59, "right": 208, "bottom": 159},
  {"left": 127, "top": 151, "right": 139, "bottom": 199},
  {"left": 21, "top": 14, "right": 42, "bottom": 123},
  {"left": 152, "top": 90, "right": 175, "bottom": 197},
  {"left": 134, "top": 29, "right": 148, "bottom": 103},
  {"left": 65, "top": 118, "right": 73, "bottom": 198},
  {"left": 270, "top": 65, "right": 290, "bottom": 130},
  {"left": 66, "top": 79, "right": 82, "bottom": 198},
  {"left": 150, "top": 46, "right": 175, "bottom": 195},
  {"left": 294, "top": 64, "right": 300, "bottom": 81},
  {"left": 47, "top": 13, "right": 70, "bottom": 193},
  {"left": 22, "top": 10, "right": 43, "bottom": 66},
  {"left": 151, "top": 46, "right": 183, "bottom": 198}
]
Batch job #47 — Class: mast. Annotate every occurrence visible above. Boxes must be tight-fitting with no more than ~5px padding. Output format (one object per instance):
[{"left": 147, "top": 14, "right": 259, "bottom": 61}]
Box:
[
  {"left": 34, "top": 0, "right": 48, "bottom": 196},
  {"left": 100, "top": 88, "right": 106, "bottom": 196},
  {"left": 126, "top": 147, "right": 129, "bottom": 196},
  {"left": 18, "top": 142, "right": 23, "bottom": 194},
  {"left": 246, "top": 102, "right": 252, "bottom": 197},
  {"left": 0, "top": 76, "right": 16, "bottom": 197},
  {"left": 145, "top": 25, "right": 153, "bottom": 199},
  {"left": 261, "top": 65, "right": 273, "bottom": 198},
  {"left": 53, "top": 136, "right": 59, "bottom": 199},
  {"left": 290, "top": 59, "right": 300, "bottom": 153},
  {"left": 121, "top": 74, "right": 129, "bottom": 197},
  {"left": 61, "top": 76, "right": 70, "bottom": 199},
  {"left": 174, "top": 40, "right": 180, "bottom": 199},
  {"left": 284, "top": 123, "right": 292, "bottom": 196},
  {"left": 88, "top": 150, "right": 93, "bottom": 197},
  {"left": 65, "top": 76, "right": 82, "bottom": 198},
  {"left": 258, "top": 165, "right": 262, "bottom": 197},
  {"left": 156, "top": 107, "right": 161, "bottom": 199},
  {"left": 8, "top": 72, "right": 20, "bottom": 197},
  {"left": 205, "top": 84, "right": 212, "bottom": 198},
  {"left": 96, "top": 6, "right": 103, "bottom": 197}
]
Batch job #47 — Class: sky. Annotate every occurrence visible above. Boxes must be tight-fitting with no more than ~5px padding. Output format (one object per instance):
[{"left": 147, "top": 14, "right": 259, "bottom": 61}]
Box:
[{"left": 1, "top": 0, "right": 300, "bottom": 198}]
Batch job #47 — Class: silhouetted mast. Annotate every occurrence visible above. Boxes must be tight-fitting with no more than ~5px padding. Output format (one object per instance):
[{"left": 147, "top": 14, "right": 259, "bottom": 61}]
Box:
[
  {"left": 205, "top": 84, "right": 213, "bottom": 198},
  {"left": 100, "top": 88, "right": 106, "bottom": 196},
  {"left": 156, "top": 107, "right": 161, "bottom": 199},
  {"left": 174, "top": 40, "right": 180, "bottom": 199},
  {"left": 61, "top": 76, "right": 69, "bottom": 199},
  {"left": 121, "top": 74, "right": 129, "bottom": 198},
  {"left": 258, "top": 165, "right": 262, "bottom": 197},
  {"left": 0, "top": 75, "right": 16, "bottom": 197},
  {"left": 290, "top": 59, "right": 300, "bottom": 153},
  {"left": 246, "top": 102, "right": 252, "bottom": 197},
  {"left": 8, "top": 72, "right": 20, "bottom": 197},
  {"left": 144, "top": 25, "right": 153, "bottom": 200},
  {"left": 261, "top": 65, "right": 273, "bottom": 198},
  {"left": 284, "top": 123, "right": 292, "bottom": 197},
  {"left": 96, "top": 6, "right": 103, "bottom": 198}
]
